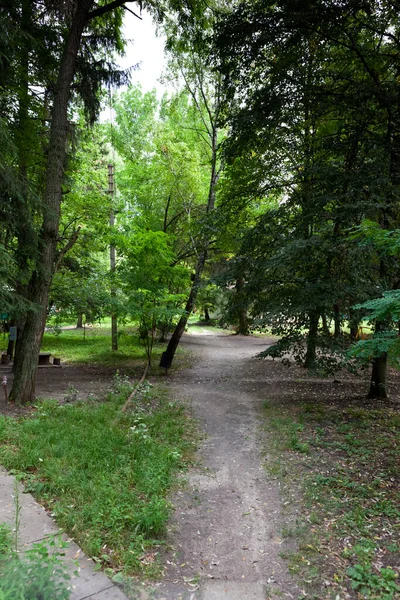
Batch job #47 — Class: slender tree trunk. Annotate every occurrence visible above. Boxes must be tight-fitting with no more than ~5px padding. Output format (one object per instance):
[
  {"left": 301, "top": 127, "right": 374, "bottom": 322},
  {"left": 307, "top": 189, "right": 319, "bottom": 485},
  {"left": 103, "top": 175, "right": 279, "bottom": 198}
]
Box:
[
  {"left": 304, "top": 311, "right": 319, "bottom": 368},
  {"left": 162, "top": 250, "right": 208, "bottom": 366},
  {"left": 333, "top": 304, "right": 341, "bottom": 338},
  {"left": 235, "top": 276, "right": 249, "bottom": 335},
  {"left": 161, "top": 122, "right": 219, "bottom": 367},
  {"left": 10, "top": 1, "right": 95, "bottom": 403}
]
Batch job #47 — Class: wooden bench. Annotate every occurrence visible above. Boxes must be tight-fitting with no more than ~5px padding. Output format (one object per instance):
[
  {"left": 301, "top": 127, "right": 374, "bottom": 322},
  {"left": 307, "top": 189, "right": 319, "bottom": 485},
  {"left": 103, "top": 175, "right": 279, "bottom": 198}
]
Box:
[{"left": 38, "top": 352, "right": 52, "bottom": 366}]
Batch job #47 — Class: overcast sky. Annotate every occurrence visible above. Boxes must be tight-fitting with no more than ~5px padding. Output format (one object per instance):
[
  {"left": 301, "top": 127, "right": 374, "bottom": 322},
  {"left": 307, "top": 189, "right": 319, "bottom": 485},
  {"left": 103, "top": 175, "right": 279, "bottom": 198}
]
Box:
[{"left": 119, "top": 9, "right": 167, "bottom": 95}]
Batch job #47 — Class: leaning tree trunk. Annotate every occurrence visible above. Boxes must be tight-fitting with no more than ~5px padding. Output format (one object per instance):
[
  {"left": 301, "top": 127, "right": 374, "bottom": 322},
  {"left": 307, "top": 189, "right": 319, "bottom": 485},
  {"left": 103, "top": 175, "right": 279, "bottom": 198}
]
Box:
[
  {"left": 304, "top": 311, "right": 319, "bottom": 369},
  {"left": 161, "top": 250, "right": 208, "bottom": 367},
  {"left": 10, "top": 1, "right": 95, "bottom": 404},
  {"left": 161, "top": 122, "right": 219, "bottom": 368}
]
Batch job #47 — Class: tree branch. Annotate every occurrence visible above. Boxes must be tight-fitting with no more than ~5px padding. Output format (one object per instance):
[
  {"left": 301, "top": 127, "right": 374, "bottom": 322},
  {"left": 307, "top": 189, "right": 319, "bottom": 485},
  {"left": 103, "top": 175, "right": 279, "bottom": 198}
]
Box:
[
  {"left": 86, "top": 0, "right": 139, "bottom": 22},
  {"left": 55, "top": 227, "right": 81, "bottom": 271}
]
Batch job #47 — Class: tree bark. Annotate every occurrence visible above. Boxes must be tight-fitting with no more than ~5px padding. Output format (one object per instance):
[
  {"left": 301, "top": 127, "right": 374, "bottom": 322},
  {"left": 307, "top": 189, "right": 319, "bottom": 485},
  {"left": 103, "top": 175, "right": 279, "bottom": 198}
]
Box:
[
  {"left": 235, "top": 276, "right": 249, "bottom": 335},
  {"left": 333, "top": 304, "right": 341, "bottom": 338},
  {"left": 349, "top": 310, "right": 359, "bottom": 341},
  {"left": 368, "top": 352, "right": 388, "bottom": 399},
  {"left": 161, "top": 250, "right": 208, "bottom": 366},
  {"left": 161, "top": 119, "right": 220, "bottom": 367},
  {"left": 76, "top": 313, "right": 83, "bottom": 329},
  {"left": 321, "top": 314, "right": 330, "bottom": 336},
  {"left": 304, "top": 311, "right": 319, "bottom": 369},
  {"left": 10, "top": 0, "right": 95, "bottom": 403}
]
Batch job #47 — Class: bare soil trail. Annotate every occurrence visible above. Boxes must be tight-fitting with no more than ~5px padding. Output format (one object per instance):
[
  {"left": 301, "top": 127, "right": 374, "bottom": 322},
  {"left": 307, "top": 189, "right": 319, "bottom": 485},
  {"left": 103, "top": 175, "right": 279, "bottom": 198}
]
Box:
[{"left": 148, "top": 331, "right": 301, "bottom": 600}]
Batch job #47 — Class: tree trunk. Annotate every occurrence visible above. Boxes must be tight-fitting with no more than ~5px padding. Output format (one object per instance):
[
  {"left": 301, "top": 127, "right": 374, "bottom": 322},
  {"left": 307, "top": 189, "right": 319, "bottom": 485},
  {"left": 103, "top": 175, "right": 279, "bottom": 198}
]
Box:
[
  {"left": 333, "top": 304, "right": 341, "bottom": 338},
  {"left": 234, "top": 276, "right": 249, "bottom": 335},
  {"left": 368, "top": 352, "right": 388, "bottom": 399},
  {"left": 162, "top": 250, "right": 208, "bottom": 366},
  {"left": 304, "top": 311, "right": 319, "bottom": 369},
  {"left": 76, "top": 313, "right": 83, "bottom": 329},
  {"left": 321, "top": 314, "right": 330, "bottom": 336},
  {"left": 10, "top": 0, "right": 95, "bottom": 404},
  {"left": 204, "top": 307, "right": 211, "bottom": 322},
  {"left": 349, "top": 310, "right": 359, "bottom": 341},
  {"left": 161, "top": 119, "right": 220, "bottom": 368}
]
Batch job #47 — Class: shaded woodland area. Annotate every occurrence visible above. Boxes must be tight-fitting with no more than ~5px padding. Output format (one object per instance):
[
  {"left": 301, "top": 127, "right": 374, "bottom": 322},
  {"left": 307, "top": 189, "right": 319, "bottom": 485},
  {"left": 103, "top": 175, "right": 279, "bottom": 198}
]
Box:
[{"left": 1, "top": 0, "right": 400, "bottom": 402}]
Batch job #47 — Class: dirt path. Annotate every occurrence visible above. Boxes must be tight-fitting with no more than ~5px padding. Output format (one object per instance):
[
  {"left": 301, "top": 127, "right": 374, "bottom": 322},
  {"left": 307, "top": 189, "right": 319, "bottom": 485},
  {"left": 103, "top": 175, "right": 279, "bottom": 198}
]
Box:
[{"left": 145, "top": 331, "right": 301, "bottom": 600}]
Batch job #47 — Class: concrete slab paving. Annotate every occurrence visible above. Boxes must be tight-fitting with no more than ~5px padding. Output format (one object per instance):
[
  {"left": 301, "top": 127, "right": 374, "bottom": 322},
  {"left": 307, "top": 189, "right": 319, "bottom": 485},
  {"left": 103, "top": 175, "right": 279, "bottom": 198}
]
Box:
[{"left": 0, "top": 466, "right": 129, "bottom": 600}]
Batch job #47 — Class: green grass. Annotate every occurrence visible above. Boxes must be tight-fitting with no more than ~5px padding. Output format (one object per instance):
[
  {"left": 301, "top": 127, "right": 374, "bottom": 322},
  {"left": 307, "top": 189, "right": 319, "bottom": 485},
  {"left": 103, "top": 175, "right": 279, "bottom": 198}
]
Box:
[
  {"left": 262, "top": 400, "right": 400, "bottom": 599},
  {"left": 0, "top": 379, "right": 198, "bottom": 576},
  {"left": 40, "top": 325, "right": 177, "bottom": 370}
]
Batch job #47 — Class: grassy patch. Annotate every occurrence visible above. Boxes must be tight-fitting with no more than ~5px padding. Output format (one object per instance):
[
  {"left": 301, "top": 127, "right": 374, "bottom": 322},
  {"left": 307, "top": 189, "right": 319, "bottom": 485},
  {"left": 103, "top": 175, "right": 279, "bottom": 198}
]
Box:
[
  {"left": 0, "top": 378, "right": 198, "bottom": 576},
  {"left": 41, "top": 326, "right": 181, "bottom": 370},
  {"left": 263, "top": 400, "right": 400, "bottom": 599}
]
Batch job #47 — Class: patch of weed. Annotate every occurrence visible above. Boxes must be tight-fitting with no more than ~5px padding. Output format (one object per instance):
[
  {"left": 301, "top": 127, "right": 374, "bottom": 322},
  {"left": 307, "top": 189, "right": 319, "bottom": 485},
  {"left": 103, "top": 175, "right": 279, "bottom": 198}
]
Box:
[
  {"left": 262, "top": 398, "right": 400, "bottom": 599},
  {"left": 0, "top": 383, "right": 198, "bottom": 576}
]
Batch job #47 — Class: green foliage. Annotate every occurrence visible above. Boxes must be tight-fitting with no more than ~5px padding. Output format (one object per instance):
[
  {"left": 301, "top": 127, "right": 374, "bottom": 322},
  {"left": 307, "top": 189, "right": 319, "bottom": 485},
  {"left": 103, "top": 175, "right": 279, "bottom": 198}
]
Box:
[
  {"left": 347, "top": 291, "right": 400, "bottom": 367},
  {"left": 117, "top": 228, "right": 190, "bottom": 363},
  {"left": 39, "top": 325, "right": 166, "bottom": 369},
  {"left": 0, "top": 527, "right": 71, "bottom": 600},
  {"left": 347, "top": 563, "right": 400, "bottom": 599},
  {"left": 0, "top": 384, "right": 197, "bottom": 575},
  {"left": 353, "top": 291, "right": 400, "bottom": 323},
  {"left": 213, "top": 0, "right": 400, "bottom": 384}
]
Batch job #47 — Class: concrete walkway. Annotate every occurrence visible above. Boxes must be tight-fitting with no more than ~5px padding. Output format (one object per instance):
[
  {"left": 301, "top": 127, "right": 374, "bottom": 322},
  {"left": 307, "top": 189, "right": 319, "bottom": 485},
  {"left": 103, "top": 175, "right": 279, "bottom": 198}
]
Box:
[{"left": 0, "top": 467, "right": 129, "bottom": 600}]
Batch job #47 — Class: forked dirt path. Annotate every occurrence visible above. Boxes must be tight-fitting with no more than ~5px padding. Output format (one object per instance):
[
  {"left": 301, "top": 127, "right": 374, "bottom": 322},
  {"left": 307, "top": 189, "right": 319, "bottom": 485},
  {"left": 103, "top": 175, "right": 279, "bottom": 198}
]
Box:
[{"left": 145, "top": 332, "right": 300, "bottom": 600}]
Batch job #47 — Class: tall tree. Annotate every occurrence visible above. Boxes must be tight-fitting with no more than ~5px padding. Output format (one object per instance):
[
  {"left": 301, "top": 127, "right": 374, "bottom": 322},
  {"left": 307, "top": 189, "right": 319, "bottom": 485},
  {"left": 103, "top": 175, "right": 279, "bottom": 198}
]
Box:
[
  {"left": 159, "top": 2, "right": 226, "bottom": 367},
  {"left": 214, "top": 0, "right": 400, "bottom": 394},
  {"left": 6, "top": 0, "right": 135, "bottom": 403}
]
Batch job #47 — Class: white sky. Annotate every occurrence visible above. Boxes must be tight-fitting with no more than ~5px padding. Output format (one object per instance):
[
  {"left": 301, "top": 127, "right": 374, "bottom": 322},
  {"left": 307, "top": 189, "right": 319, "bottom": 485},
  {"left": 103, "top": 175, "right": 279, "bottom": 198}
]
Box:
[{"left": 119, "top": 9, "right": 167, "bottom": 95}]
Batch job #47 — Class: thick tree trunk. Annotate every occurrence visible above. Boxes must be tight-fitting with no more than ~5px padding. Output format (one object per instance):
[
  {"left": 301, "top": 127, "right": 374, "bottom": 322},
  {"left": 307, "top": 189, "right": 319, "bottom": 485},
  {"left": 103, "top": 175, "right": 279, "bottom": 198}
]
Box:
[
  {"left": 304, "top": 311, "right": 319, "bottom": 369},
  {"left": 321, "top": 314, "right": 330, "bottom": 336},
  {"left": 10, "top": 1, "right": 95, "bottom": 404},
  {"left": 368, "top": 352, "right": 388, "bottom": 399},
  {"left": 76, "top": 313, "right": 83, "bottom": 329},
  {"left": 349, "top": 310, "right": 359, "bottom": 342}
]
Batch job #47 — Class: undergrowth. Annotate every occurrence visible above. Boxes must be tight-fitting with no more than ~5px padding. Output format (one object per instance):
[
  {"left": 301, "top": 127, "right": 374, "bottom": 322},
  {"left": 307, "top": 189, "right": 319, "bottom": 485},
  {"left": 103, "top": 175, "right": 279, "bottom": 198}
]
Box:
[
  {"left": 0, "top": 376, "right": 198, "bottom": 577},
  {"left": 263, "top": 399, "right": 400, "bottom": 599},
  {"left": 0, "top": 523, "right": 71, "bottom": 599}
]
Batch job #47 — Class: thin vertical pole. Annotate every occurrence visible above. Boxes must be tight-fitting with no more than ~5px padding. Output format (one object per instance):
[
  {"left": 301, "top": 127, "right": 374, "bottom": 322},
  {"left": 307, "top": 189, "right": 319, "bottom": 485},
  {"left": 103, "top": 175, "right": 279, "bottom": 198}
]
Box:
[{"left": 108, "top": 163, "right": 118, "bottom": 351}]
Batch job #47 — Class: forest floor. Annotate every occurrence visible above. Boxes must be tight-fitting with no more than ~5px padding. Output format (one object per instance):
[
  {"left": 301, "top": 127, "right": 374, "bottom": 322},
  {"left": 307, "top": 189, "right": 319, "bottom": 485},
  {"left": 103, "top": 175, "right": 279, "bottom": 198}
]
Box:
[{"left": 0, "top": 330, "right": 399, "bottom": 599}]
